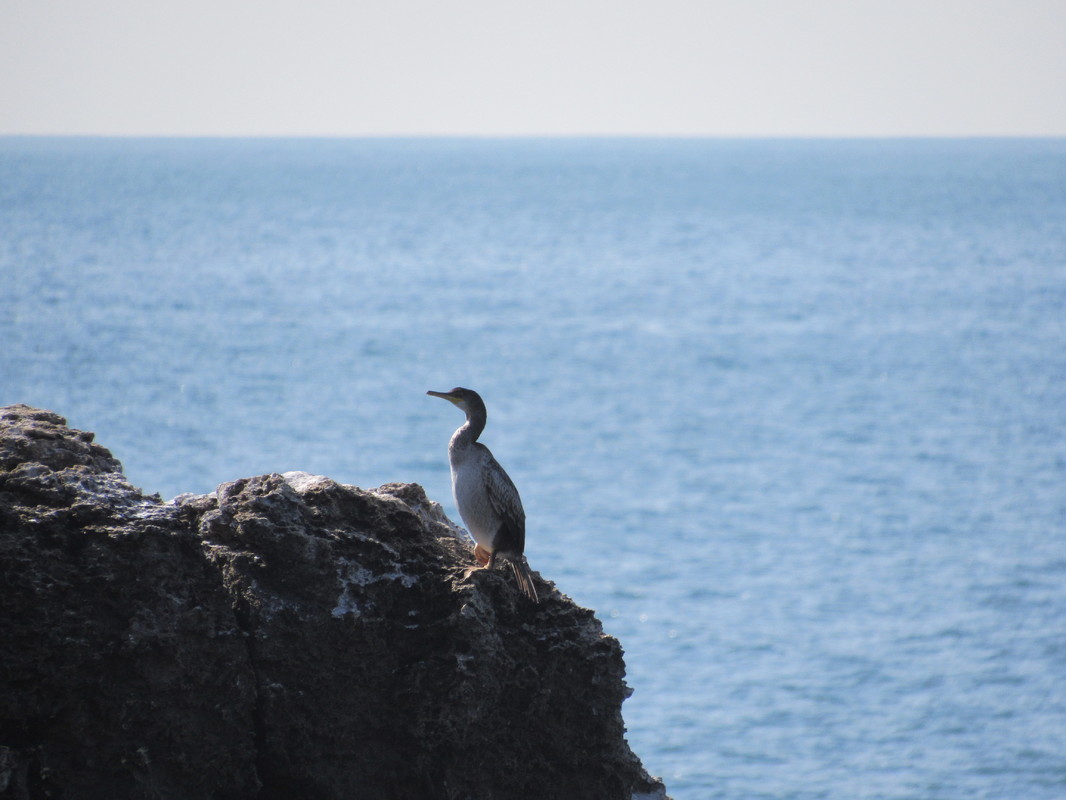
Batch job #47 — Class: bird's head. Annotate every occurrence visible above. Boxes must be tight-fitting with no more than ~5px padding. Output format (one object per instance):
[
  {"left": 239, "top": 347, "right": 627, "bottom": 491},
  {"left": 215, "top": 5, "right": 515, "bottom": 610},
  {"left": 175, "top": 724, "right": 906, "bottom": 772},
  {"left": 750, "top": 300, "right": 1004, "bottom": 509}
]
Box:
[{"left": 427, "top": 387, "right": 484, "bottom": 417}]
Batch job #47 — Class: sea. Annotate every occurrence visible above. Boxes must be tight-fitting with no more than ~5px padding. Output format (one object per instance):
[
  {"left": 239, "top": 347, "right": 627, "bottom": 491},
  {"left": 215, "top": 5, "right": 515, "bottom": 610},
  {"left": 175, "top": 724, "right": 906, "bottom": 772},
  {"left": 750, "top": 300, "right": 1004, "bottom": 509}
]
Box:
[{"left": 2, "top": 137, "right": 1065, "bottom": 800}]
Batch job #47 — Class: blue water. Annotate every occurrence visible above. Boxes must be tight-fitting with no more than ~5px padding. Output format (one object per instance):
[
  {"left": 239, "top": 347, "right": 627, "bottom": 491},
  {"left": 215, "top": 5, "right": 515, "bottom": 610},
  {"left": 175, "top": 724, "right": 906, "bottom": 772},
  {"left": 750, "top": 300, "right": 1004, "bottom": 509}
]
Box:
[{"left": 3, "top": 137, "right": 1065, "bottom": 799}]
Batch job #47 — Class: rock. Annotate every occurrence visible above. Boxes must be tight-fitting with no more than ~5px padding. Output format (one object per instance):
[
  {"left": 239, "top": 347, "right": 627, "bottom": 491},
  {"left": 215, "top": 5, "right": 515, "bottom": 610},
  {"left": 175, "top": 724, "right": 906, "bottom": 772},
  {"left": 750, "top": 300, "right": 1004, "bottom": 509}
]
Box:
[{"left": 0, "top": 405, "right": 669, "bottom": 800}]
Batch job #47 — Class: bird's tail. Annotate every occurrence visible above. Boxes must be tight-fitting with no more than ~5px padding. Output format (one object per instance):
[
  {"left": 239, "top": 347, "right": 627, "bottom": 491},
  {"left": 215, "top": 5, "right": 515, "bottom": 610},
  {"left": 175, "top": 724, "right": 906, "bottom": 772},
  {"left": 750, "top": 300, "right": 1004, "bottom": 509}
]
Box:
[{"left": 509, "top": 557, "right": 540, "bottom": 604}]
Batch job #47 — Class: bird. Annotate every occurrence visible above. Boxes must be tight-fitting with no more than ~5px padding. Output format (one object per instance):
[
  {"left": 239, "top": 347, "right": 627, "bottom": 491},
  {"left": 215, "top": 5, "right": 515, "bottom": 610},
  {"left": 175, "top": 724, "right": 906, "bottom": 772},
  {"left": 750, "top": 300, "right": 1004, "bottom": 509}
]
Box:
[{"left": 426, "top": 387, "right": 539, "bottom": 603}]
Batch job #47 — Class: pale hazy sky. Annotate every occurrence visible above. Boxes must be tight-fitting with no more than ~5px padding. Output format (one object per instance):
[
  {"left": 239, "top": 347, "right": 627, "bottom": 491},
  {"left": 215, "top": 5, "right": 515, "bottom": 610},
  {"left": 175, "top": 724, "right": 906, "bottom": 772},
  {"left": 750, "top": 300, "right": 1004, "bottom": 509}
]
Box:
[{"left": 2, "top": 0, "right": 1064, "bottom": 137}]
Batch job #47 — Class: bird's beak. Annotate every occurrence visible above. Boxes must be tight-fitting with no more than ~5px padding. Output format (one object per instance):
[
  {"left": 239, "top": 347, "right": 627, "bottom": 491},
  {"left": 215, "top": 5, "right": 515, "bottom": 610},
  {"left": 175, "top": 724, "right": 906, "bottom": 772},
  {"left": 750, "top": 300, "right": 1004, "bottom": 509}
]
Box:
[{"left": 427, "top": 390, "right": 457, "bottom": 403}]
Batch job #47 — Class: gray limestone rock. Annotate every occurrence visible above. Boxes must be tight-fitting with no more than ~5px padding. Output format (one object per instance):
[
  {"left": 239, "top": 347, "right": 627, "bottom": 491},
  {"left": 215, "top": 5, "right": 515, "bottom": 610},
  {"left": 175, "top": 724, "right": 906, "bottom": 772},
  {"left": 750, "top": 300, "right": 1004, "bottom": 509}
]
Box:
[{"left": 0, "top": 404, "right": 668, "bottom": 800}]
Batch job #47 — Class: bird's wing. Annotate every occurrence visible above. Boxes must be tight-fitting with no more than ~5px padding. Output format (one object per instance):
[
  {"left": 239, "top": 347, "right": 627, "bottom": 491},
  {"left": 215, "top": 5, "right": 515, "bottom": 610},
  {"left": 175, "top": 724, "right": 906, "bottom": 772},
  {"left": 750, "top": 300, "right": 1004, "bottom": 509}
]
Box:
[{"left": 478, "top": 445, "right": 526, "bottom": 556}]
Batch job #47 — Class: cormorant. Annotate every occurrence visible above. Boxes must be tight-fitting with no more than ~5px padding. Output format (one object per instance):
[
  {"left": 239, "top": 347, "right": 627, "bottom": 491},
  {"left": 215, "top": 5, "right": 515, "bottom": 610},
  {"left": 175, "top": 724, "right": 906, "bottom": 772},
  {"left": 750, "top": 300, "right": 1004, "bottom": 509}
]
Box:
[{"left": 427, "top": 387, "right": 539, "bottom": 603}]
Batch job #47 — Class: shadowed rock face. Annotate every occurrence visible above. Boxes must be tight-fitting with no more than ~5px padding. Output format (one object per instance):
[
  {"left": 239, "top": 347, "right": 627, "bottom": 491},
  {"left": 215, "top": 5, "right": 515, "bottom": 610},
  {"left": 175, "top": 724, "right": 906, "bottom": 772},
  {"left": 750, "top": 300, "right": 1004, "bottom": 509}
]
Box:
[{"left": 0, "top": 404, "right": 668, "bottom": 800}]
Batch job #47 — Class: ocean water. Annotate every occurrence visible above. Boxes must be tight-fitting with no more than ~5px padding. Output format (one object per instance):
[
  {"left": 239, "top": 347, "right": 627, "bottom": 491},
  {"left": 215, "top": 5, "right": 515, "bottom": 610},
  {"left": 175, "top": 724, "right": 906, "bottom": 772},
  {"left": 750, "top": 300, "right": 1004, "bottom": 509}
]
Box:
[{"left": 2, "top": 137, "right": 1065, "bottom": 799}]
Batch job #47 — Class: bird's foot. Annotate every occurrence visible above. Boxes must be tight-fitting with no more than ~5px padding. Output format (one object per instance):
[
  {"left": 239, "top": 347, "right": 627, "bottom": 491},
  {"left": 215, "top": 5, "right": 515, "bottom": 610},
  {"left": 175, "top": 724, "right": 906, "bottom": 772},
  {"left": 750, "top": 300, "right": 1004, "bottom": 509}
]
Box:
[{"left": 473, "top": 544, "right": 492, "bottom": 567}]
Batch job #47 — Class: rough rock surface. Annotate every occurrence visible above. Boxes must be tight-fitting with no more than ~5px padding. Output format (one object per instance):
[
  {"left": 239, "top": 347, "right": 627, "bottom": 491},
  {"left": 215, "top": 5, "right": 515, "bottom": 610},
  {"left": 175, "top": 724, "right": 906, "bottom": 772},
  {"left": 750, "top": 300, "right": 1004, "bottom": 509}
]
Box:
[{"left": 0, "top": 405, "right": 668, "bottom": 800}]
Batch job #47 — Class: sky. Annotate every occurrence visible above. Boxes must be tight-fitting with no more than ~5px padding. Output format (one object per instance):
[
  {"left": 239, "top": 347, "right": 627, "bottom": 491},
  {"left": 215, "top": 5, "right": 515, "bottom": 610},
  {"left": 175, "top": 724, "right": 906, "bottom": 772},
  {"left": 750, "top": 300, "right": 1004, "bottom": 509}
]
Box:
[{"left": 1, "top": 0, "right": 1065, "bottom": 137}]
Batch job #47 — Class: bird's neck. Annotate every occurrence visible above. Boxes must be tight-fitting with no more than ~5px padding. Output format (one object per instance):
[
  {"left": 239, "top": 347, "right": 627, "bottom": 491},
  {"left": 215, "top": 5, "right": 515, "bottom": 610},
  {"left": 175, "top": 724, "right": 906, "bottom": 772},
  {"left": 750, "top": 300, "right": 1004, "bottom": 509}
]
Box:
[{"left": 450, "top": 411, "right": 485, "bottom": 452}]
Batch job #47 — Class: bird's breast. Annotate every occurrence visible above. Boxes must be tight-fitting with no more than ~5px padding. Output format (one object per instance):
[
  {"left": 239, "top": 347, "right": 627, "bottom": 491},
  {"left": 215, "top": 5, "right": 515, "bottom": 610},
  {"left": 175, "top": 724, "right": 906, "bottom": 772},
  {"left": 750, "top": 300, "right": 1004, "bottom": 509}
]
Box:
[{"left": 449, "top": 453, "right": 498, "bottom": 550}]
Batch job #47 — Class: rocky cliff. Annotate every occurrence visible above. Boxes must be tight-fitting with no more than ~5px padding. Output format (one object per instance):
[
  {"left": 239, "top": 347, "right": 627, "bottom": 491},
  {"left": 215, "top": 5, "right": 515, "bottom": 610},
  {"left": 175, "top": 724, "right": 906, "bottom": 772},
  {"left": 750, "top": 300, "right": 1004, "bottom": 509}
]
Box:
[{"left": 0, "top": 404, "right": 667, "bottom": 800}]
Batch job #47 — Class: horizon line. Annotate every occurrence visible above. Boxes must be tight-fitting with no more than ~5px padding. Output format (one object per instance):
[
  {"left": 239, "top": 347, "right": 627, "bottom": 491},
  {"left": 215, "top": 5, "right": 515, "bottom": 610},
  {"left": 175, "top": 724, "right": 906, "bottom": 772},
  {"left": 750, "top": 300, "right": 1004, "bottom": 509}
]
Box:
[{"left": 3, "top": 132, "right": 1065, "bottom": 141}]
